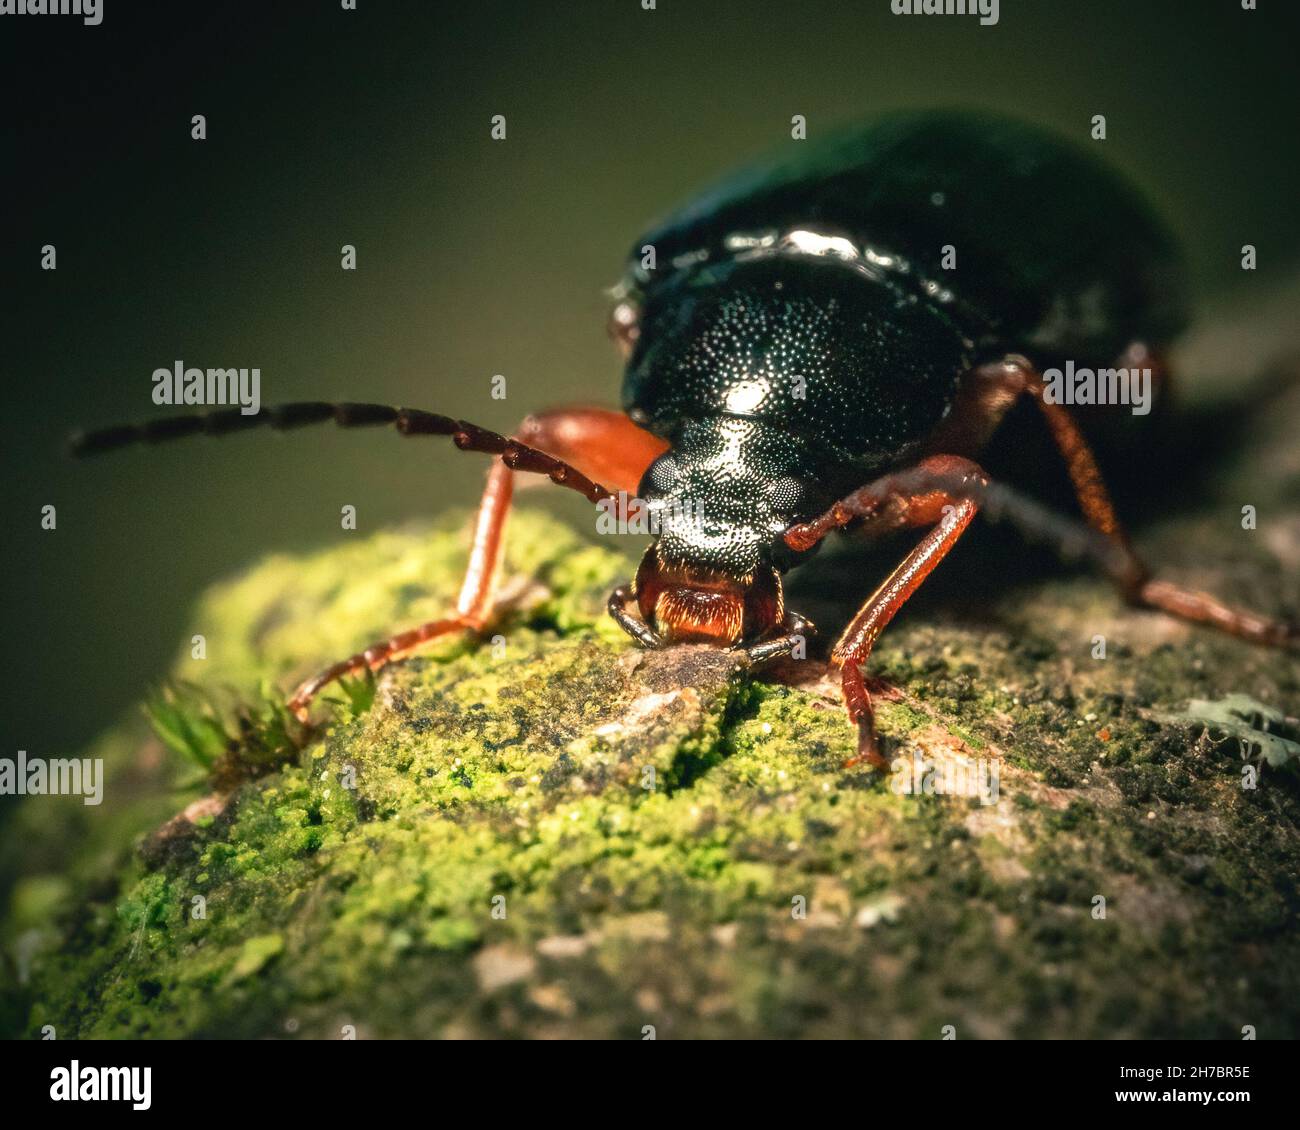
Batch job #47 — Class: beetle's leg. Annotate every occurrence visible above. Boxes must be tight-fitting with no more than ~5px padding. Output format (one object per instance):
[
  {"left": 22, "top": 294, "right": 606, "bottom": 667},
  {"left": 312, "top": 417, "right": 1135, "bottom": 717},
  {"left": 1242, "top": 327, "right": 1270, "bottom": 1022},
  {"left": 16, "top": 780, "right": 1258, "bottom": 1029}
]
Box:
[
  {"left": 824, "top": 456, "right": 987, "bottom": 768},
  {"left": 287, "top": 407, "right": 667, "bottom": 722},
  {"left": 286, "top": 461, "right": 511, "bottom": 721},
  {"left": 287, "top": 615, "right": 480, "bottom": 721},
  {"left": 939, "top": 355, "right": 1296, "bottom": 647},
  {"left": 926, "top": 346, "right": 1172, "bottom": 461},
  {"left": 744, "top": 612, "right": 817, "bottom": 664}
]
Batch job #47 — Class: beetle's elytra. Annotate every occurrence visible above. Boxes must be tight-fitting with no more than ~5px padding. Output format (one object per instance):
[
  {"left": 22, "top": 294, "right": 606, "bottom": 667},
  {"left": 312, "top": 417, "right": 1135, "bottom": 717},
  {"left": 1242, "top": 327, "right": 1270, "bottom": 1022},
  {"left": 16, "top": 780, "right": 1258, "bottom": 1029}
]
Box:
[{"left": 73, "top": 110, "right": 1297, "bottom": 766}]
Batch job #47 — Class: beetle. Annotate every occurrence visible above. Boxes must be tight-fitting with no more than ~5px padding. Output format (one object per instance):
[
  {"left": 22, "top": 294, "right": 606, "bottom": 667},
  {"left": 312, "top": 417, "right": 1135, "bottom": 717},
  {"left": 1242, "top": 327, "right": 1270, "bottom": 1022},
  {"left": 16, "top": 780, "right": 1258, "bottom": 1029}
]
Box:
[{"left": 73, "top": 109, "right": 1296, "bottom": 765}]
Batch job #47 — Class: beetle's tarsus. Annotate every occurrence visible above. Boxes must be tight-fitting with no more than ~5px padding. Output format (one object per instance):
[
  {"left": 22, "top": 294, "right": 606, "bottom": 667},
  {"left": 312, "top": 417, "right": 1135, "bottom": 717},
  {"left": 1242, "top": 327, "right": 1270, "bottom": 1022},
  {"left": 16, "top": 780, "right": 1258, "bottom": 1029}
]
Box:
[
  {"left": 1135, "top": 580, "right": 1300, "bottom": 651},
  {"left": 843, "top": 717, "right": 890, "bottom": 772},
  {"left": 840, "top": 667, "right": 888, "bottom": 771}
]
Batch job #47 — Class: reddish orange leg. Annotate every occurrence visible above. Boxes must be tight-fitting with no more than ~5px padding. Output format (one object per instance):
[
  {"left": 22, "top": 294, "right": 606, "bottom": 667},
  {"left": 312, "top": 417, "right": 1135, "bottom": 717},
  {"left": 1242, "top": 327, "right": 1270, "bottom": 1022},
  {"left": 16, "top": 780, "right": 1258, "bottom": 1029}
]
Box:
[
  {"left": 942, "top": 354, "right": 1296, "bottom": 647},
  {"left": 786, "top": 351, "right": 1297, "bottom": 765},
  {"left": 286, "top": 615, "right": 479, "bottom": 721},
  {"left": 787, "top": 454, "right": 987, "bottom": 768},
  {"left": 288, "top": 407, "right": 667, "bottom": 722}
]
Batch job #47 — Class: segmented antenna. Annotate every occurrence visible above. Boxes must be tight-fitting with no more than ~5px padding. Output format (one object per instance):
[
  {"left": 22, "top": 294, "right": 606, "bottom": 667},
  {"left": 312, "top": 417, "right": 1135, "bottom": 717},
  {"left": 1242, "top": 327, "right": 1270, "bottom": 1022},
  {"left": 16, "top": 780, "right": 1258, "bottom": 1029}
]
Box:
[{"left": 69, "top": 402, "right": 614, "bottom": 505}]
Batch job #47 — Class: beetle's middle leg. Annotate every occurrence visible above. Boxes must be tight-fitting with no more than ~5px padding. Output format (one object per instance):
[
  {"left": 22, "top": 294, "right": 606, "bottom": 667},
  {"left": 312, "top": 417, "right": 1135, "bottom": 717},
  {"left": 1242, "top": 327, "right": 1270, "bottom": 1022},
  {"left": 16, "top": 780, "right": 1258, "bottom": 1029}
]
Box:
[
  {"left": 928, "top": 354, "right": 1296, "bottom": 648},
  {"left": 288, "top": 408, "right": 667, "bottom": 722}
]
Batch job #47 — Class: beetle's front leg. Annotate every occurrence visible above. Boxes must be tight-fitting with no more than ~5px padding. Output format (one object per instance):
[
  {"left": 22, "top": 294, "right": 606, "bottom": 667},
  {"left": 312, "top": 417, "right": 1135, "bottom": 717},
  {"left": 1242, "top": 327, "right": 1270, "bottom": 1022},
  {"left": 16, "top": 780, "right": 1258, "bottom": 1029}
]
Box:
[
  {"left": 288, "top": 613, "right": 482, "bottom": 721},
  {"left": 288, "top": 457, "right": 517, "bottom": 721},
  {"left": 290, "top": 407, "right": 667, "bottom": 723},
  {"left": 787, "top": 455, "right": 988, "bottom": 770}
]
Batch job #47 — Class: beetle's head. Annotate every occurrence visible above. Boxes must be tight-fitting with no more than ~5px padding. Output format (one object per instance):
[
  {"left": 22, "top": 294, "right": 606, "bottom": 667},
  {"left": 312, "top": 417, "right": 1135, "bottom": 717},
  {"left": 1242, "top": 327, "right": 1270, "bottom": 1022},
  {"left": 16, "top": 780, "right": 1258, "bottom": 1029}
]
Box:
[{"left": 623, "top": 417, "right": 822, "bottom": 646}]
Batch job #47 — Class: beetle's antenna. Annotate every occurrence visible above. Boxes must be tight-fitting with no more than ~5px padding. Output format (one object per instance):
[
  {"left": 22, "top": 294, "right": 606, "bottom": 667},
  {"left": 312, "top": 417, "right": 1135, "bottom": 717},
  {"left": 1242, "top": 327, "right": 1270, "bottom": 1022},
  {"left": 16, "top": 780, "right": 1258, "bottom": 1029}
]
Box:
[{"left": 69, "top": 402, "right": 615, "bottom": 505}]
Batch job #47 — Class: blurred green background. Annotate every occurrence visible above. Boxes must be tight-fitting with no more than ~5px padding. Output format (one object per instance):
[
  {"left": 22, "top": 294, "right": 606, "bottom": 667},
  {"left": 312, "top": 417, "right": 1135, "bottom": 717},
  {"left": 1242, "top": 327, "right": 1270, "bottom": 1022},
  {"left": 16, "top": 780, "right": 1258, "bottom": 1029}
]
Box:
[{"left": 5, "top": 0, "right": 1298, "bottom": 754}]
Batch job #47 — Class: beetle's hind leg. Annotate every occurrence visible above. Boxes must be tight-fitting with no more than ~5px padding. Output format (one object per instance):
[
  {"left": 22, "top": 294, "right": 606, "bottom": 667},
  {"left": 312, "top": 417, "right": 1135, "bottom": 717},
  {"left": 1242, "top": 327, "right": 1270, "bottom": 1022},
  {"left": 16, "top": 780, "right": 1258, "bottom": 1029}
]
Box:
[
  {"left": 930, "top": 354, "right": 1297, "bottom": 648},
  {"left": 288, "top": 408, "right": 668, "bottom": 723}
]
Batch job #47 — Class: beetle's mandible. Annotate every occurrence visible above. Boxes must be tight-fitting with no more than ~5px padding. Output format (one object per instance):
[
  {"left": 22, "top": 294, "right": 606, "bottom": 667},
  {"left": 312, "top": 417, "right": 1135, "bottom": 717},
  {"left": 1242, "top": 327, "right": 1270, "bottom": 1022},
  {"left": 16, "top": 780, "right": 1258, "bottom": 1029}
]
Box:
[{"left": 73, "top": 110, "right": 1298, "bottom": 766}]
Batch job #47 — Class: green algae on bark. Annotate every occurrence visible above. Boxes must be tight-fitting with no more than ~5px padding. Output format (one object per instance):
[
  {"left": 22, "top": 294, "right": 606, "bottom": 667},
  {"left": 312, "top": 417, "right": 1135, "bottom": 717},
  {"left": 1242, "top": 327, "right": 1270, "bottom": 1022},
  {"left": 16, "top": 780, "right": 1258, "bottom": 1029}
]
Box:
[{"left": 2, "top": 497, "right": 1299, "bottom": 1039}]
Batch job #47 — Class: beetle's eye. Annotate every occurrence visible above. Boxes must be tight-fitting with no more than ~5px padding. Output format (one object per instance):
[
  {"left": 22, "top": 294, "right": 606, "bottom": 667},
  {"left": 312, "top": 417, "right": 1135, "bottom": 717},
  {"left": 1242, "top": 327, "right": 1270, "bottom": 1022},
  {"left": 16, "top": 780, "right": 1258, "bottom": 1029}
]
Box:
[{"left": 645, "top": 454, "right": 681, "bottom": 495}]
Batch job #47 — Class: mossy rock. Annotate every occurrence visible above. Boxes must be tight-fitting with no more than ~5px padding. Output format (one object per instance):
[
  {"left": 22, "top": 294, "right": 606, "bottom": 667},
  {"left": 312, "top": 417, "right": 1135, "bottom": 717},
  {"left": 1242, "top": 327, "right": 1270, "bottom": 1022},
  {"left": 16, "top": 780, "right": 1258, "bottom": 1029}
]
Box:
[{"left": 2, "top": 488, "right": 1299, "bottom": 1038}]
